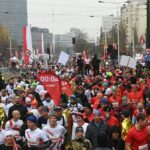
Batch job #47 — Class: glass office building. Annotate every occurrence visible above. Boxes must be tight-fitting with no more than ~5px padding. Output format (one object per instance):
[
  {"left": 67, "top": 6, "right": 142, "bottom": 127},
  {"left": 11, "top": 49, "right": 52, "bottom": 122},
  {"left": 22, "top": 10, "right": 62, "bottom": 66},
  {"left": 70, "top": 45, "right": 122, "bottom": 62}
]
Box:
[{"left": 0, "top": 0, "right": 27, "bottom": 44}]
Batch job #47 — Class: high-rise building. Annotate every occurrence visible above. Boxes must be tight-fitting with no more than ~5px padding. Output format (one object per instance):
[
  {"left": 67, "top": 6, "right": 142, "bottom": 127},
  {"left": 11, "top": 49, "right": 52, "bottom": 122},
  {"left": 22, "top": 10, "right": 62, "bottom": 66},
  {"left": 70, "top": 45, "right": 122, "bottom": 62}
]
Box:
[
  {"left": 121, "top": 0, "right": 146, "bottom": 48},
  {"left": 31, "top": 27, "right": 53, "bottom": 53},
  {"left": 102, "top": 15, "right": 119, "bottom": 32},
  {"left": 0, "top": 0, "right": 27, "bottom": 44}
]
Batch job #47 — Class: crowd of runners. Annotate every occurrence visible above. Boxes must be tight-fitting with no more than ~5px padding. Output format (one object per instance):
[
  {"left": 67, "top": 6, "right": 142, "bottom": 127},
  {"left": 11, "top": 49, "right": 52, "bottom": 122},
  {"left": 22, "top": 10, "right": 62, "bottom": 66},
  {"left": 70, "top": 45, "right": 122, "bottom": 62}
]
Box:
[{"left": 0, "top": 54, "right": 149, "bottom": 150}]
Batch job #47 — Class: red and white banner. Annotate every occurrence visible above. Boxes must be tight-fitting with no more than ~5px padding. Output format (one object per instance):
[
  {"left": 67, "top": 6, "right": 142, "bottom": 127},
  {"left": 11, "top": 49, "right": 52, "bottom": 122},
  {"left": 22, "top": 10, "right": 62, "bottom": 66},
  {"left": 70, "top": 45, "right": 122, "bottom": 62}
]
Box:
[
  {"left": 22, "top": 25, "right": 33, "bottom": 64},
  {"left": 15, "top": 50, "right": 18, "bottom": 59},
  {"left": 40, "top": 32, "right": 44, "bottom": 54},
  {"left": 61, "top": 79, "right": 73, "bottom": 96},
  {"left": 36, "top": 71, "right": 61, "bottom": 105}
]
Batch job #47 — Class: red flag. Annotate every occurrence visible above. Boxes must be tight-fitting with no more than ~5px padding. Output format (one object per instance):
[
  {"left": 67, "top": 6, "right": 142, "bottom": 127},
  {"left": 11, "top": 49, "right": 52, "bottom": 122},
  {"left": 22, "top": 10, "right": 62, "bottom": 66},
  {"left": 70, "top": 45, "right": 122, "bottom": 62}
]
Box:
[
  {"left": 36, "top": 71, "right": 61, "bottom": 105},
  {"left": 61, "top": 79, "right": 73, "bottom": 96},
  {"left": 22, "top": 26, "right": 33, "bottom": 64},
  {"left": 15, "top": 50, "right": 18, "bottom": 58}
]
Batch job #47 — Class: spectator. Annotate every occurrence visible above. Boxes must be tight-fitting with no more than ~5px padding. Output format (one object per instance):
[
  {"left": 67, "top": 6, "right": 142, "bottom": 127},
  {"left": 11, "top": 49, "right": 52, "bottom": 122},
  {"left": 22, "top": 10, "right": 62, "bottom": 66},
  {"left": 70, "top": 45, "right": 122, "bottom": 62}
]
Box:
[{"left": 85, "top": 109, "right": 110, "bottom": 149}]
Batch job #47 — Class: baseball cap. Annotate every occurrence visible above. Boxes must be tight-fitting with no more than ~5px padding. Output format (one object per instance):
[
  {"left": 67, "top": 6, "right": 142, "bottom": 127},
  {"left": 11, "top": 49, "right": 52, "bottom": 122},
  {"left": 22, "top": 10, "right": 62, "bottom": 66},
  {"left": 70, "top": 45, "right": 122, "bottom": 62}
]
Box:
[
  {"left": 93, "top": 109, "right": 100, "bottom": 115},
  {"left": 27, "top": 115, "right": 37, "bottom": 124},
  {"left": 76, "top": 127, "right": 84, "bottom": 132},
  {"left": 70, "top": 95, "right": 77, "bottom": 101}
]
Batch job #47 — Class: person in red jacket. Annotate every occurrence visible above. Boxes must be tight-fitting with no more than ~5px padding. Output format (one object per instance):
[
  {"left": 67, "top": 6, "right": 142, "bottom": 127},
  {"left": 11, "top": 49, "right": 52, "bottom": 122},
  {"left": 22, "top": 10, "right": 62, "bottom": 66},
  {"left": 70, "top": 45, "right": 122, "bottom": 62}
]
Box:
[
  {"left": 83, "top": 103, "right": 93, "bottom": 123},
  {"left": 109, "top": 92, "right": 121, "bottom": 109},
  {"left": 104, "top": 106, "right": 119, "bottom": 127}
]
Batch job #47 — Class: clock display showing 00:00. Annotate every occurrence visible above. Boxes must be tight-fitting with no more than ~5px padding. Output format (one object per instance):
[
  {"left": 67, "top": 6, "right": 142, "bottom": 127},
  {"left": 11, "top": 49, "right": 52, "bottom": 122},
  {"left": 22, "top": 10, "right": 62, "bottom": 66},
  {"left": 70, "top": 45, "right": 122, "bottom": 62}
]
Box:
[{"left": 40, "top": 76, "right": 59, "bottom": 82}]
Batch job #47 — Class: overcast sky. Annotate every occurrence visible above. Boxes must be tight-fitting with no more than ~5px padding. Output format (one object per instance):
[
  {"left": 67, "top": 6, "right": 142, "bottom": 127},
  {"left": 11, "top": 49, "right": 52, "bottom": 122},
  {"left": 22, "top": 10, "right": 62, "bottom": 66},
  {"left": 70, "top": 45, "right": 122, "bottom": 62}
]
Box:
[{"left": 28, "top": 0, "right": 127, "bottom": 40}]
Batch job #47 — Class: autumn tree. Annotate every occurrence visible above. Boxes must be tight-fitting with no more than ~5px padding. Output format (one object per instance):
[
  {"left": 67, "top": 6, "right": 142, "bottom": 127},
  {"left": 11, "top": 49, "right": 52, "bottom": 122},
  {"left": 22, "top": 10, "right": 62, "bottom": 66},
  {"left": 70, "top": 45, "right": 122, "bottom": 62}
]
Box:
[{"left": 0, "top": 25, "right": 9, "bottom": 66}]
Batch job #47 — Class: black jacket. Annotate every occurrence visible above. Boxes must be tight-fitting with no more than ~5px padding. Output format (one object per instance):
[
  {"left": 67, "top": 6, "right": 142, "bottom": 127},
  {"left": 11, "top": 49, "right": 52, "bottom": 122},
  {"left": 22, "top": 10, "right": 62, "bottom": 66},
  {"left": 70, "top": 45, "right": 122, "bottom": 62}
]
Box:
[
  {"left": 8, "top": 104, "right": 27, "bottom": 121},
  {"left": 85, "top": 120, "right": 110, "bottom": 149}
]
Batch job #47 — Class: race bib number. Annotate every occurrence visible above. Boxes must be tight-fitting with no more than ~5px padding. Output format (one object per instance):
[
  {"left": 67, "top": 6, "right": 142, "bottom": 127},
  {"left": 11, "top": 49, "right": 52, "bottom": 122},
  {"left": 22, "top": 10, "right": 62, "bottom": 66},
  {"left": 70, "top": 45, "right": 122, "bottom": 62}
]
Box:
[
  {"left": 112, "top": 102, "right": 119, "bottom": 108},
  {"left": 139, "top": 144, "right": 148, "bottom": 150}
]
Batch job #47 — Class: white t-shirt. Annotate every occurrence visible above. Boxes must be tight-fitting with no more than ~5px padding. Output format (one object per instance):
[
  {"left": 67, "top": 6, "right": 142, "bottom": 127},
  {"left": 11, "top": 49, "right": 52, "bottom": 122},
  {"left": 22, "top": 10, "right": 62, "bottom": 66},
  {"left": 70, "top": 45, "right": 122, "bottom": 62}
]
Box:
[
  {"left": 43, "top": 124, "right": 66, "bottom": 150},
  {"left": 0, "top": 129, "right": 6, "bottom": 145},
  {"left": 36, "top": 85, "right": 44, "bottom": 93},
  {"left": 5, "top": 119, "right": 23, "bottom": 141},
  {"left": 71, "top": 122, "right": 89, "bottom": 140},
  {"left": 43, "top": 100, "right": 55, "bottom": 113},
  {"left": 68, "top": 103, "right": 83, "bottom": 113},
  {"left": 6, "top": 103, "right": 14, "bottom": 116},
  {"left": 25, "top": 128, "right": 49, "bottom": 147}
]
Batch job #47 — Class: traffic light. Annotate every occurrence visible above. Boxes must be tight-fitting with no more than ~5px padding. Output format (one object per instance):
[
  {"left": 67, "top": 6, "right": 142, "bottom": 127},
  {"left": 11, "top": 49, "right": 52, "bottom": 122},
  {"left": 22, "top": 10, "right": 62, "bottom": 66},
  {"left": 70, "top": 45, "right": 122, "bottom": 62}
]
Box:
[
  {"left": 47, "top": 48, "right": 50, "bottom": 54},
  {"left": 72, "top": 37, "right": 76, "bottom": 44}
]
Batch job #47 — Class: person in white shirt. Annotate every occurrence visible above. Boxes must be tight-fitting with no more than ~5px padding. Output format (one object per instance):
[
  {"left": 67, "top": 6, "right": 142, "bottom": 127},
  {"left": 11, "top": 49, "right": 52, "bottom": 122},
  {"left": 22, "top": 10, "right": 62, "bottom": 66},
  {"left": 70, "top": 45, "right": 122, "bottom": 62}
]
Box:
[
  {"left": 43, "top": 114, "right": 66, "bottom": 150},
  {"left": 5, "top": 79, "right": 15, "bottom": 96},
  {"left": 5, "top": 110, "right": 23, "bottom": 145},
  {"left": 0, "top": 89, "right": 9, "bottom": 105},
  {"left": 68, "top": 95, "right": 83, "bottom": 114},
  {"left": 35, "top": 82, "right": 44, "bottom": 93},
  {"left": 71, "top": 113, "right": 89, "bottom": 140},
  {"left": 5, "top": 94, "right": 15, "bottom": 116},
  {"left": 67, "top": 95, "right": 83, "bottom": 121},
  {"left": 53, "top": 106, "right": 67, "bottom": 128},
  {"left": 25, "top": 115, "right": 50, "bottom": 150},
  {"left": 42, "top": 93, "right": 55, "bottom": 113},
  {"left": 0, "top": 120, "right": 6, "bottom": 149}
]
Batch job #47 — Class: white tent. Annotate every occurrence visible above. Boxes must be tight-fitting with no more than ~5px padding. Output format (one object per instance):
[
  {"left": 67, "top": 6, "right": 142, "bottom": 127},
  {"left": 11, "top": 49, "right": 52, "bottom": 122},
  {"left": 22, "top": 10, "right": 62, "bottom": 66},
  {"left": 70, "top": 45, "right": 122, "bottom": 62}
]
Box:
[{"left": 10, "top": 56, "right": 19, "bottom": 62}]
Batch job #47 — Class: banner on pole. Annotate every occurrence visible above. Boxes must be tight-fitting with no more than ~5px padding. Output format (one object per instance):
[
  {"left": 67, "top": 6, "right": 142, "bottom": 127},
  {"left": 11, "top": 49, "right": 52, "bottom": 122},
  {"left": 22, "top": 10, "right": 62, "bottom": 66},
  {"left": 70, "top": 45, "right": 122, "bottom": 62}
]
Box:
[
  {"left": 61, "top": 79, "right": 73, "bottom": 96},
  {"left": 36, "top": 71, "right": 61, "bottom": 105},
  {"left": 22, "top": 25, "right": 33, "bottom": 64}
]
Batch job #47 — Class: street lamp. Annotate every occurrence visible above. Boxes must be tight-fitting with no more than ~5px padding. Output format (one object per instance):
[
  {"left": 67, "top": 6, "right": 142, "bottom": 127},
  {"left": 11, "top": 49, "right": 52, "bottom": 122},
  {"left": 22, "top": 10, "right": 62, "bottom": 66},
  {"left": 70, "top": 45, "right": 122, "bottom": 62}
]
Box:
[{"left": 98, "top": 0, "right": 127, "bottom": 63}]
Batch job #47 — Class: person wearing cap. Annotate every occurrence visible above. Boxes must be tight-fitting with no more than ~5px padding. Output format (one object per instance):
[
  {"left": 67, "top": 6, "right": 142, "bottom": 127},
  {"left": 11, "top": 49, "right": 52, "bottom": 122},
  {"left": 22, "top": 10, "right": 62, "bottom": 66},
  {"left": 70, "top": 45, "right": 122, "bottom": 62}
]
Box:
[
  {"left": 71, "top": 113, "right": 89, "bottom": 140},
  {"left": 38, "top": 106, "right": 49, "bottom": 128},
  {"left": 68, "top": 95, "right": 83, "bottom": 114},
  {"left": 0, "top": 120, "right": 6, "bottom": 149},
  {"left": 104, "top": 106, "right": 119, "bottom": 127},
  {"left": 42, "top": 93, "right": 55, "bottom": 113},
  {"left": 53, "top": 106, "right": 67, "bottom": 128},
  {"left": 98, "top": 98, "right": 109, "bottom": 120},
  {"left": 68, "top": 126, "right": 92, "bottom": 150},
  {"left": 5, "top": 110, "right": 23, "bottom": 146},
  {"left": 85, "top": 109, "right": 110, "bottom": 149},
  {"left": 42, "top": 114, "right": 66, "bottom": 150},
  {"left": 108, "top": 126, "right": 125, "bottom": 150},
  {"left": 8, "top": 95, "right": 27, "bottom": 121},
  {"left": 1, "top": 131, "right": 21, "bottom": 150},
  {"left": 83, "top": 103, "right": 93, "bottom": 123},
  {"left": 25, "top": 115, "right": 50, "bottom": 150},
  {"left": 121, "top": 110, "right": 132, "bottom": 140}
]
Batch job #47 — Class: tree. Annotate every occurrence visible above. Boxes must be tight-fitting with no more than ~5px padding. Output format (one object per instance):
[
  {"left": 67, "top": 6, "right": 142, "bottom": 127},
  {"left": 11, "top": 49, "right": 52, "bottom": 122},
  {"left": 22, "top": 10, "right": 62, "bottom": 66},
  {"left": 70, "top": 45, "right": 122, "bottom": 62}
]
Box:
[
  {"left": 73, "top": 29, "right": 92, "bottom": 55},
  {"left": 0, "top": 25, "right": 9, "bottom": 66},
  {"left": 119, "top": 21, "right": 128, "bottom": 55}
]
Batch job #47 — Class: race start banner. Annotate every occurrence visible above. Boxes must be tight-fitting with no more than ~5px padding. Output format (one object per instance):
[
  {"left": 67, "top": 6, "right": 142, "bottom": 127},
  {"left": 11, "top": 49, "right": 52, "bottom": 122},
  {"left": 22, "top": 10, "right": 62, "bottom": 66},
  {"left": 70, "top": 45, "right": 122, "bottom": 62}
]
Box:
[
  {"left": 36, "top": 71, "right": 61, "bottom": 105},
  {"left": 61, "top": 79, "right": 73, "bottom": 96}
]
